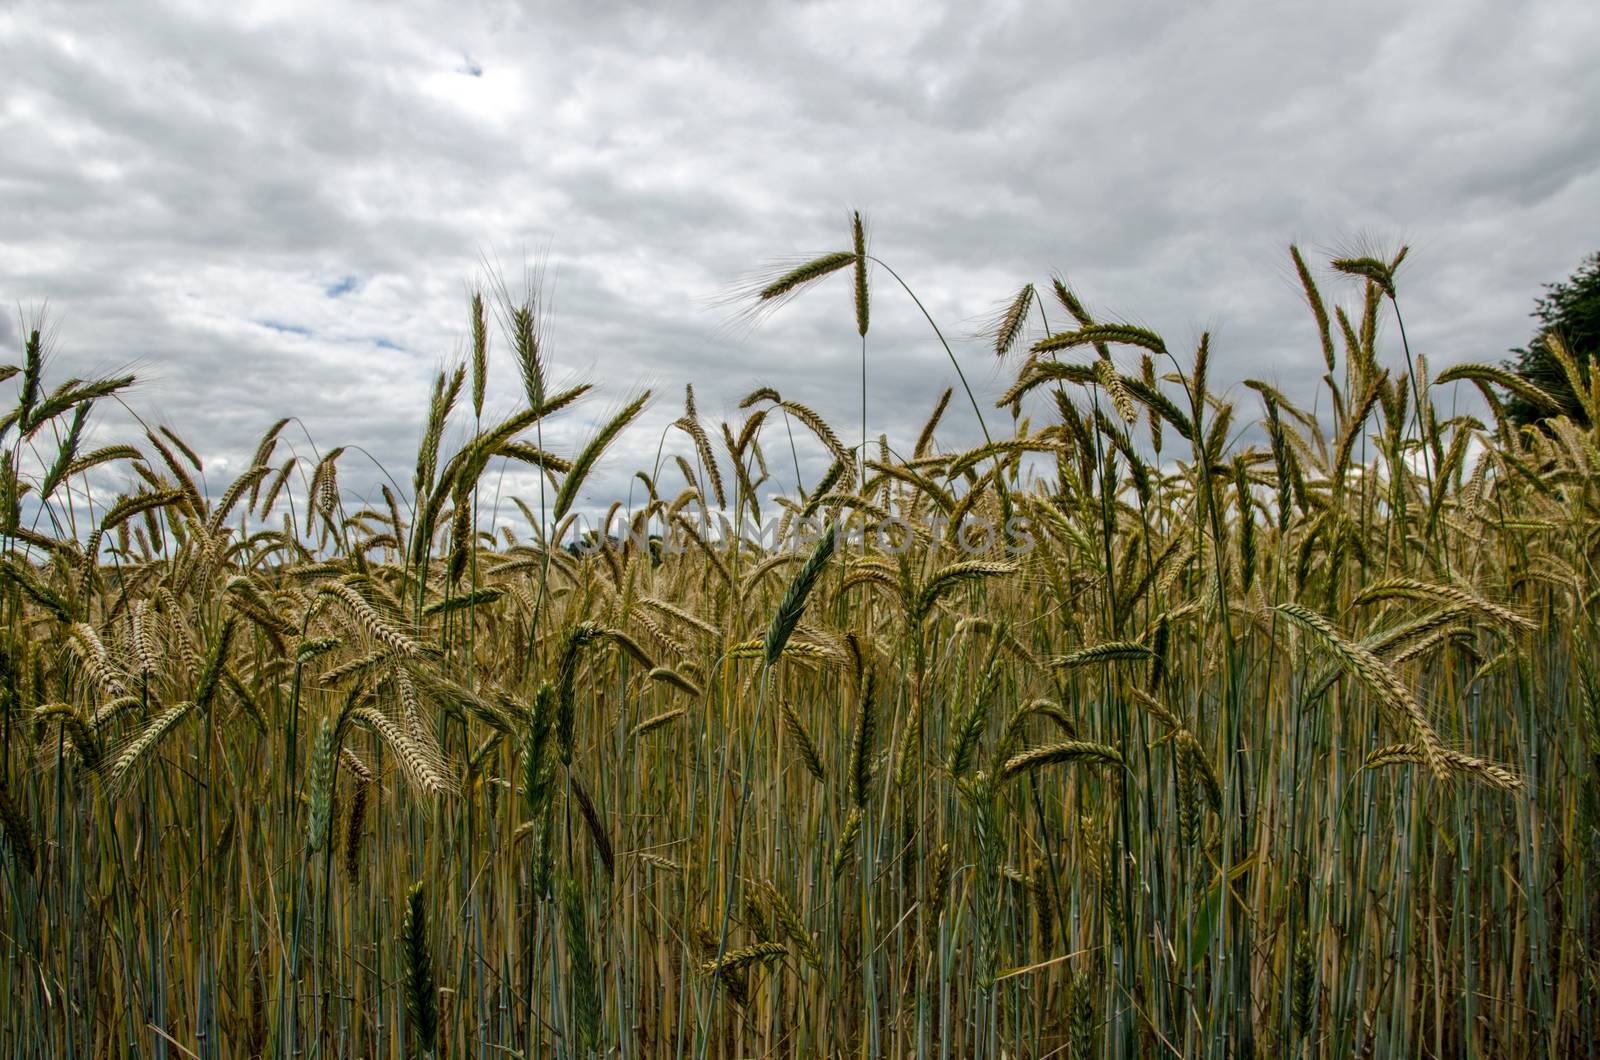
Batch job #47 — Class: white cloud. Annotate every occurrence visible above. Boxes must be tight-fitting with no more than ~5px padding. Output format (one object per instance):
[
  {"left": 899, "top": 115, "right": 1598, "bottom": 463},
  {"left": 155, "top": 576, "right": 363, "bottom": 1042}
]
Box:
[{"left": 1, "top": 0, "right": 1596, "bottom": 522}]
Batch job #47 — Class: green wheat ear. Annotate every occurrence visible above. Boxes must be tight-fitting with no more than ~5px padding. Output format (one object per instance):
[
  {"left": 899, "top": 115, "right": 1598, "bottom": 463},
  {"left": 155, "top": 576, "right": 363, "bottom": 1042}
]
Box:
[
  {"left": 305, "top": 714, "right": 336, "bottom": 852},
  {"left": 551, "top": 390, "right": 652, "bottom": 524},
  {"left": 759, "top": 251, "right": 856, "bottom": 302},
  {"left": 1331, "top": 255, "right": 1397, "bottom": 298},
  {"left": 564, "top": 878, "right": 601, "bottom": 1052},
  {"left": 852, "top": 210, "right": 870, "bottom": 337},
  {"left": 402, "top": 880, "right": 438, "bottom": 1055},
  {"left": 763, "top": 522, "right": 837, "bottom": 666}
]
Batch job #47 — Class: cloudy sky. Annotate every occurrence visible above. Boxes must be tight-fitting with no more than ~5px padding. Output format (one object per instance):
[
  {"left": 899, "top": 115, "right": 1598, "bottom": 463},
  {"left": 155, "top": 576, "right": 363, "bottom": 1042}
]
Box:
[{"left": 2, "top": 0, "right": 1597, "bottom": 528}]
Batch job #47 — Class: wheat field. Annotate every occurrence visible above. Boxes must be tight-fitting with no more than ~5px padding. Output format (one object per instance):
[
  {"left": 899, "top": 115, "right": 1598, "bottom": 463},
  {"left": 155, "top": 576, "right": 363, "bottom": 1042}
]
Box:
[{"left": 0, "top": 229, "right": 1596, "bottom": 1059}]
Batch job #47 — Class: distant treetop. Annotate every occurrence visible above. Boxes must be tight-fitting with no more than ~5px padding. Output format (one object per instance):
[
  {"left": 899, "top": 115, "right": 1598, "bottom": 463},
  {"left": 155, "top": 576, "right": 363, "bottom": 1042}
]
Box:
[{"left": 1506, "top": 251, "right": 1600, "bottom": 426}]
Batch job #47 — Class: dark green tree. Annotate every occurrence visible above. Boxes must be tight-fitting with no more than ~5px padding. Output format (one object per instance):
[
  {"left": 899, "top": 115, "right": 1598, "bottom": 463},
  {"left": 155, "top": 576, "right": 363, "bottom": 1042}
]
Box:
[{"left": 1506, "top": 251, "right": 1600, "bottom": 425}]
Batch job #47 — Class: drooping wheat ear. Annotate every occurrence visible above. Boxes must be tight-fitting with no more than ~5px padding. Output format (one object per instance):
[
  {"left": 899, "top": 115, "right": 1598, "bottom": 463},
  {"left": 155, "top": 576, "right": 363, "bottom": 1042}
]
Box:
[
  {"left": 993, "top": 700, "right": 1078, "bottom": 769},
  {"left": 868, "top": 459, "right": 957, "bottom": 514},
  {"left": 1111, "top": 372, "right": 1193, "bottom": 444},
  {"left": 799, "top": 458, "right": 851, "bottom": 520},
  {"left": 629, "top": 707, "right": 685, "bottom": 740},
  {"left": 1002, "top": 741, "right": 1124, "bottom": 781},
  {"left": 638, "top": 596, "right": 721, "bottom": 641},
  {"left": 764, "top": 522, "right": 837, "bottom": 667},
  {"left": 747, "top": 397, "right": 852, "bottom": 465},
  {"left": 1032, "top": 323, "right": 1166, "bottom": 357},
  {"left": 1126, "top": 688, "right": 1190, "bottom": 739},
  {"left": 36, "top": 704, "right": 100, "bottom": 772},
  {"left": 759, "top": 252, "right": 857, "bottom": 302},
  {"left": 732, "top": 636, "right": 834, "bottom": 666},
  {"left": 1362, "top": 743, "right": 1522, "bottom": 790},
  {"left": 1352, "top": 577, "right": 1536, "bottom": 632},
  {"left": 1435, "top": 362, "right": 1560, "bottom": 417},
  {"left": 563, "top": 878, "right": 602, "bottom": 1052},
  {"left": 703, "top": 940, "right": 788, "bottom": 977},
  {"left": 155, "top": 425, "right": 199, "bottom": 471},
  {"left": 88, "top": 694, "right": 142, "bottom": 732},
  {"left": 351, "top": 706, "right": 456, "bottom": 796},
  {"left": 303, "top": 446, "right": 344, "bottom": 535},
  {"left": 401, "top": 880, "right": 438, "bottom": 1055},
  {"left": 247, "top": 415, "right": 290, "bottom": 481},
  {"left": 1331, "top": 256, "right": 1396, "bottom": 298},
  {"left": 738, "top": 385, "right": 782, "bottom": 409},
  {"left": 66, "top": 623, "right": 126, "bottom": 699},
  {"left": 143, "top": 431, "right": 204, "bottom": 518},
  {"left": 597, "top": 626, "right": 653, "bottom": 668},
  {"left": 777, "top": 699, "right": 826, "bottom": 783},
  {"left": 1051, "top": 641, "right": 1154, "bottom": 671},
  {"left": 551, "top": 390, "right": 652, "bottom": 524},
  {"left": 690, "top": 920, "right": 750, "bottom": 1008},
  {"left": 635, "top": 851, "right": 682, "bottom": 873},
  {"left": 0, "top": 781, "right": 35, "bottom": 875},
  {"left": 1043, "top": 278, "right": 1090, "bottom": 325},
  {"left": 412, "top": 674, "right": 512, "bottom": 738},
  {"left": 849, "top": 667, "right": 877, "bottom": 809},
  {"left": 315, "top": 649, "right": 384, "bottom": 688},
  {"left": 422, "top": 586, "right": 504, "bottom": 619},
  {"left": 568, "top": 772, "right": 615, "bottom": 879},
  {"left": 645, "top": 665, "right": 702, "bottom": 699},
  {"left": 107, "top": 700, "right": 196, "bottom": 798},
  {"left": 996, "top": 363, "right": 1091, "bottom": 411},
  {"left": 1273, "top": 602, "right": 1449, "bottom": 781},
  {"left": 306, "top": 714, "right": 337, "bottom": 852},
  {"left": 0, "top": 556, "right": 74, "bottom": 622},
  {"left": 317, "top": 583, "right": 424, "bottom": 658},
  {"left": 674, "top": 407, "right": 726, "bottom": 510},
  {"left": 99, "top": 489, "right": 184, "bottom": 536},
  {"left": 761, "top": 882, "right": 821, "bottom": 969},
  {"left": 914, "top": 561, "right": 1016, "bottom": 624}
]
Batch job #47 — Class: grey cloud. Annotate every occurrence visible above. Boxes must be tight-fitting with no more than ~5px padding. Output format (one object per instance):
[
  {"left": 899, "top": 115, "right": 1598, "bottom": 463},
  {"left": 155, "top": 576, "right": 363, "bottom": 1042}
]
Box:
[{"left": 1, "top": 0, "right": 1597, "bottom": 526}]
